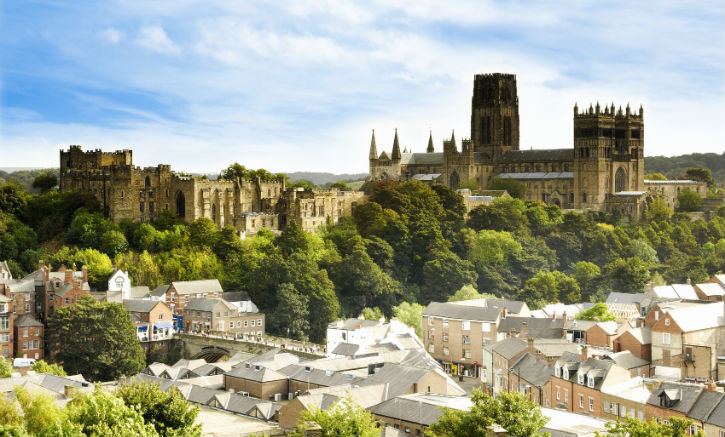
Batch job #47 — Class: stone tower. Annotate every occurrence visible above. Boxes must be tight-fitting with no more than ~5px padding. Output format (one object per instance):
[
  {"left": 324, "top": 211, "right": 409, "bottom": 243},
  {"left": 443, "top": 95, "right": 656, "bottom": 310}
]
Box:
[
  {"left": 470, "top": 73, "right": 520, "bottom": 160},
  {"left": 572, "top": 102, "right": 645, "bottom": 209}
]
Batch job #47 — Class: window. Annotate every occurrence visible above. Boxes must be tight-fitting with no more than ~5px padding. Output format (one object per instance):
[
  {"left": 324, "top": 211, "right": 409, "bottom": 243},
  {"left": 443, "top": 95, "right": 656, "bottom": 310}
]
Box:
[
  {"left": 589, "top": 397, "right": 594, "bottom": 412},
  {"left": 611, "top": 403, "right": 618, "bottom": 415},
  {"left": 442, "top": 319, "right": 449, "bottom": 328},
  {"left": 34, "top": 340, "right": 39, "bottom": 349},
  {"left": 428, "top": 344, "right": 435, "bottom": 353},
  {"left": 257, "top": 319, "right": 262, "bottom": 326},
  {"left": 428, "top": 317, "right": 434, "bottom": 326},
  {"left": 23, "top": 328, "right": 28, "bottom": 337},
  {"left": 638, "top": 411, "right": 644, "bottom": 422},
  {"left": 405, "top": 427, "right": 410, "bottom": 434},
  {"left": 582, "top": 192, "right": 587, "bottom": 203},
  {"left": 481, "top": 322, "right": 490, "bottom": 332},
  {"left": 0, "top": 333, "right": 8, "bottom": 342},
  {"left": 215, "top": 312, "right": 221, "bottom": 318},
  {"left": 556, "top": 387, "right": 560, "bottom": 400},
  {"left": 662, "top": 333, "right": 671, "bottom": 345},
  {"left": 34, "top": 328, "right": 39, "bottom": 336},
  {"left": 664, "top": 317, "right": 670, "bottom": 326},
  {"left": 251, "top": 320, "right": 256, "bottom": 327},
  {"left": 443, "top": 347, "right": 449, "bottom": 356},
  {"left": 463, "top": 349, "right": 471, "bottom": 359},
  {"left": 24, "top": 304, "right": 30, "bottom": 312},
  {"left": 442, "top": 333, "right": 449, "bottom": 342},
  {"left": 23, "top": 341, "right": 28, "bottom": 350},
  {"left": 587, "top": 376, "right": 594, "bottom": 388},
  {"left": 655, "top": 310, "right": 659, "bottom": 321},
  {"left": 554, "top": 365, "right": 561, "bottom": 378},
  {"left": 462, "top": 320, "right": 470, "bottom": 330},
  {"left": 482, "top": 338, "right": 491, "bottom": 347},
  {"left": 244, "top": 320, "right": 248, "bottom": 327},
  {"left": 578, "top": 373, "right": 584, "bottom": 385},
  {"left": 224, "top": 311, "right": 228, "bottom": 317},
  {"left": 562, "top": 369, "right": 569, "bottom": 380},
  {"left": 462, "top": 335, "right": 470, "bottom": 345},
  {"left": 236, "top": 321, "right": 241, "bottom": 328},
  {"left": 140, "top": 202, "right": 145, "bottom": 213},
  {"left": 579, "top": 395, "right": 583, "bottom": 408},
  {"left": 603, "top": 400, "right": 609, "bottom": 411}
]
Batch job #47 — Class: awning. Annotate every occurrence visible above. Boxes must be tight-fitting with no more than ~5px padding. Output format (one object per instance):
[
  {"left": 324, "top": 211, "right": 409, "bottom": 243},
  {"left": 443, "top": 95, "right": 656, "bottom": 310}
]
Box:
[
  {"left": 153, "top": 321, "right": 173, "bottom": 329},
  {"left": 137, "top": 326, "right": 148, "bottom": 332}
]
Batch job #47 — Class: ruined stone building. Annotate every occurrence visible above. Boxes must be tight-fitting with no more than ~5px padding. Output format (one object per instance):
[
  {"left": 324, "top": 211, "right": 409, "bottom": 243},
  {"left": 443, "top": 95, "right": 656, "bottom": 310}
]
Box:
[
  {"left": 369, "top": 73, "right": 704, "bottom": 218},
  {"left": 59, "top": 146, "right": 365, "bottom": 236}
]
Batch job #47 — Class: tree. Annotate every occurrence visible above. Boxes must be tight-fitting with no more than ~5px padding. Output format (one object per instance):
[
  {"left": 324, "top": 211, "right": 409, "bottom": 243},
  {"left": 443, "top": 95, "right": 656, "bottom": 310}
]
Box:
[
  {"left": 600, "top": 416, "right": 702, "bottom": 437},
  {"left": 188, "top": 217, "right": 220, "bottom": 248},
  {"left": 31, "top": 173, "right": 58, "bottom": 193},
  {"left": 116, "top": 382, "right": 201, "bottom": 437},
  {"left": 575, "top": 302, "right": 616, "bottom": 322},
  {"left": 468, "top": 230, "right": 521, "bottom": 267},
  {"left": 329, "top": 181, "right": 350, "bottom": 191},
  {"left": 392, "top": 301, "right": 425, "bottom": 338},
  {"left": 46, "top": 295, "right": 145, "bottom": 381},
  {"left": 0, "top": 183, "right": 28, "bottom": 216},
  {"left": 426, "top": 390, "right": 549, "bottom": 437},
  {"left": 360, "top": 307, "right": 384, "bottom": 321},
  {"left": 487, "top": 177, "right": 527, "bottom": 199},
  {"left": 603, "top": 257, "right": 651, "bottom": 293},
  {"left": 677, "top": 188, "right": 702, "bottom": 212},
  {"left": 685, "top": 168, "right": 715, "bottom": 187},
  {"left": 468, "top": 197, "right": 529, "bottom": 233},
  {"left": 271, "top": 283, "right": 310, "bottom": 341},
  {"left": 30, "top": 360, "right": 67, "bottom": 376},
  {"left": 644, "top": 173, "right": 667, "bottom": 181},
  {"left": 448, "top": 284, "right": 484, "bottom": 302},
  {"left": 291, "top": 396, "right": 380, "bottom": 437},
  {"left": 14, "top": 386, "right": 78, "bottom": 437},
  {"left": 66, "top": 388, "right": 158, "bottom": 437},
  {"left": 0, "top": 359, "right": 11, "bottom": 378}
]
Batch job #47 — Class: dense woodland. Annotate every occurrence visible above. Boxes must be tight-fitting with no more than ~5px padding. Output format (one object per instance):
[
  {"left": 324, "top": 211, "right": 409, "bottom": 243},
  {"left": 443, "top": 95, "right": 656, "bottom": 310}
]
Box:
[{"left": 1, "top": 163, "right": 724, "bottom": 343}]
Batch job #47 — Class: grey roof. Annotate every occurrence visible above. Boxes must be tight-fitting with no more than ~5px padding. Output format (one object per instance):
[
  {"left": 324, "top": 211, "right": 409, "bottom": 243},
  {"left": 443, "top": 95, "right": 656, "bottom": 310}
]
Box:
[
  {"left": 368, "top": 397, "right": 445, "bottom": 426},
  {"left": 648, "top": 384, "right": 704, "bottom": 414},
  {"left": 399, "top": 153, "right": 444, "bottom": 165},
  {"left": 498, "top": 317, "right": 563, "bottom": 339},
  {"left": 123, "top": 299, "right": 161, "bottom": 313},
  {"left": 606, "top": 292, "right": 644, "bottom": 305},
  {"left": 331, "top": 342, "right": 360, "bottom": 356},
  {"left": 411, "top": 173, "right": 442, "bottom": 181},
  {"left": 184, "top": 298, "right": 230, "bottom": 313},
  {"left": 484, "top": 299, "right": 527, "bottom": 315},
  {"left": 171, "top": 279, "right": 223, "bottom": 295},
  {"left": 37, "top": 374, "right": 89, "bottom": 392},
  {"left": 510, "top": 352, "right": 554, "bottom": 387},
  {"left": 490, "top": 338, "right": 528, "bottom": 360},
  {"left": 129, "top": 286, "right": 150, "bottom": 298},
  {"left": 575, "top": 358, "right": 616, "bottom": 390},
  {"left": 501, "top": 148, "right": 574, "bottom": 162},
  {"left": 225, "top": 364, "right": 287, "bottom": 382},
  {"left": 563, "top": 319, "right": 597, "bottom": 332},
  {"left": 14, "top": 314, "right": 43, "bottom": 327},
  {"left": 358, "top": 363, "right": 430, "bottom": 398},
  {"left": 531, "top": 339, "right": 579, "bottom": 358},
  {"left": 555, "top": 351, "right": 583, "bottom": 369},
  {"left": 55, "top": 283, "right": 74, "bottom": 297},
  {"left": 422, "top": 302, "right": 501, "bottom": 322},
  {"left": 605, "top": 351, "right": 648, "bottom": 370},
  {"left": 624, "top": 327, "right": 652, "bottom": 344},
  {"left": 497, "top": 171, "right": 574, "bottom": 180},
  {"left": 705, "top": 396, "right": 725, "bottom": 427},
  {"left": 150, "top": 284, "right": 170, "bottom": 297},
  {"left": 687, "top": 390, "right": 723, "bottom": 421},
  {"left": 279, "top": 364, "right": 354, "bottom": 387},
  {"left": 186, "top": 385, "right": 218, "bottom": 404}
]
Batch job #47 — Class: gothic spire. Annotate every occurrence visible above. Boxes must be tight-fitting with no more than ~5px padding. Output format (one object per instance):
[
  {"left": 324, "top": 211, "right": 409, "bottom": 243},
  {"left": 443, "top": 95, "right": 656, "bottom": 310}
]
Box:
[
  {"left": 450, "top": 130, "right": 456, "bottom": 147},
  {"left": 369, "top": 129, "right": 378, "bottom": 159},
  {"left": 392, "top": 128, "right": 401, "bottom": 160},
  {"left": 427, "top": 130, "right": 434, "bottom": 153}
]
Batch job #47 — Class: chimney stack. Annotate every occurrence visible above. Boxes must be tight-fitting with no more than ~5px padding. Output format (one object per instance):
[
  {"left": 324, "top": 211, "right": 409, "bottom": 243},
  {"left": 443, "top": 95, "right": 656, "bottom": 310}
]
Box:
[
  {"left": 527, "top": 337, "right": 535, "bottom": 354},
  {"left": 502, "top": 307, "right": 508, "bottom": 319},
  {"left": 581, "top": 346, "right": 588, "bottom": 361},
  {"left": 520, "top": 322, "right": 528, "bottom": 339},
  {"left": 81, "top": 266, "right": 88, "bottom": 283},
  {"left": 686, "top": 277, "right": 691, "bottom": 285},
  {"left": 551, "top": 312, "right": 556, "bottom": 321},
  {"left": 64, "top": 270, "right": 73, "bottom": 285}
]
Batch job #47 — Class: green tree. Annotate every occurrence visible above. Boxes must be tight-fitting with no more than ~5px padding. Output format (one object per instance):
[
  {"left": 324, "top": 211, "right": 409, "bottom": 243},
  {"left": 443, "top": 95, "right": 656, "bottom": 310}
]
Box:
[
  {"left": 360, "top": 307, "right": 384, "bottom": 321},
  {"left": 277, "top": 220, "right": 309, "bottom": 256},
  {"left": 576, "top": 303, "right": 616, "bottom": 322},
  {"left": 0, "top": 393, "right": 22, "bottom": 426},
  {"left": 685, "top": 168, "right": 715, "bottom": 187},
  {"left": 0, "top": 183, "right": 28, "bottom": 216},
  {"left": 116, "top": 382, "right": 201, "bottom": 437},
  {"left": 0, "top": 359, "right": 11, "bottom": 378},
  {"left": 329, "top": 181, "right": 350, "bottom": 191},
  {"left": 599, "top": 416, "right": 702, "bottom": 437},
  {"left": 270, "top": 283, "right": 310, "bottom": 341},
  {"left": 30, "top": 360, "right": 67, "bottom": 376},
  {"left": 14, "top": 386, "right": 79, "bottom": 437},
  {"left": 291, "top": 396, "right": 380, "bottom": 437},
  {"left": 468, "top": 197, "right": 529, "bottom": 233},
  {"left": 603, "top": 257, "right": 651, "bottom": 293},
  {"left": 448, "top": 284, "right": 493, "bottom": 302},
  {"left": 31, "top": 173, "right": 58, "bottom": 193},
  {"left": 677, "top": 188, "right": 702, "bottom": 212},
  {"left": 73, "top": 247, "right": 114, "bottom": 288},
  {"left": 421, "top": 249, "right": 477, "bottom": 303},
  {"left": 392, "top": 301, "right": 425, "bottom": 338},
  {"left": 628, "top": 239, "right": 659, "bottom": 265},
  {"left": 644, "top": 173, "right": 667, "bottom": 181},
  {"left": 426, "top": 390, "right": 549, "bottom": 437},
  {"left": 46, "top": 295, "right": 145, "bottom": 381},
  {"left": 188, "top": 217, "right": 220, "bottom": 248},
  {"left": 468, "top": 230, "right": 521, "bottom": 267},
  {"left": 487, "top": 177, "right": 527, "bottom": 199},
  {"left": 67, "top": 388, "right": 158, "bottom": 437}
]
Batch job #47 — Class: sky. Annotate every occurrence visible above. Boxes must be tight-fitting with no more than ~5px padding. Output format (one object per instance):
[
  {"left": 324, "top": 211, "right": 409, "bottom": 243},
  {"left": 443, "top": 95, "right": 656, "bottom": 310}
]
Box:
[{"left": 0, "top": 1, "right": 723, "bottom": 174}]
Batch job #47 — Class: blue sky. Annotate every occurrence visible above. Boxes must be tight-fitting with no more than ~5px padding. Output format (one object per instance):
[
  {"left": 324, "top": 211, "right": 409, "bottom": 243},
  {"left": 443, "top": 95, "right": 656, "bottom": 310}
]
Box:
[{"left": 1, "top": 1, "right": 723, "bottom": 173}]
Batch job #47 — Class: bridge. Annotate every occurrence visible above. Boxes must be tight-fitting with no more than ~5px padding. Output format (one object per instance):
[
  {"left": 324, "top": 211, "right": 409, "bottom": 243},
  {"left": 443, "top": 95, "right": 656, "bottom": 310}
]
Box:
[{"left": 175, "top": 333, "right": 326, "bottom": 362}]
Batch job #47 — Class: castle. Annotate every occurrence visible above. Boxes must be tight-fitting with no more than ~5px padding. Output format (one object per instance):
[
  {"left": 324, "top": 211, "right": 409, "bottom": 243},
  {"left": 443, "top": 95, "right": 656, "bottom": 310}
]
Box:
[
  {"left": 59, "top": 146, "right": 365, "bottom": 236},
  {"left": 368, "top": 73, "right": 704, "bottom": 217}
]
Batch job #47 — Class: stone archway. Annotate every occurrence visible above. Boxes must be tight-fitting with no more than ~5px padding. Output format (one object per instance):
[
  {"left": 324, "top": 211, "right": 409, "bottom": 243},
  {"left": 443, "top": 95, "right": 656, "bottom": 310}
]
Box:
[
  {"left": 176, "top": 191, "right": 186, "bottom": 218},
  {"left": 615, "top": 167, "right": 626, "bottom": 192},
  {"left": 450, "top": 171, "right": 460, "bottom": 188}
]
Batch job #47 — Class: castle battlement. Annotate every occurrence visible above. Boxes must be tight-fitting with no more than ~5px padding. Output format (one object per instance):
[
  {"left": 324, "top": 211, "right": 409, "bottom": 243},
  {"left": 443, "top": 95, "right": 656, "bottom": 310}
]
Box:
[{"left": 574, "top": 102, "right": 643, "bottom": 120}]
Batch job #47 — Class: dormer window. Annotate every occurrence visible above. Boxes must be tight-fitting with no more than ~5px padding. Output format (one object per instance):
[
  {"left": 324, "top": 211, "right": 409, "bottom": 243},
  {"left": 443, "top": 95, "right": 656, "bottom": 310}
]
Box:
[
  {"left": 563, "top": 369, "right": 569, "bottom": 380},
  {"left": 587, "top": 375, "right": 595, "bottom": 388},
  {"left": 578, "top": 373, "right": 584, "bottom": 385},
  {"left": 554, "top": 365, "right": 561, "bottom": 378}
]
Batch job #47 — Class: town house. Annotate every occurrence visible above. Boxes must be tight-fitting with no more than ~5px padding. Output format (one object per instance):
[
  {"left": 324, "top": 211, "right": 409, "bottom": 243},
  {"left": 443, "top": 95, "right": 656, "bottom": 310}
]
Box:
[
  {"left": 13, "top": 314, "right": 43, "bottom": 360},
  {"left": 507, "top": 350, "right": 554, "bottom": 407},
  {"left": 123, "top": 299, "right": 174, "bottom": 352},
  {"left": 184, "top": 298, "right": 264, "bottom": 337},
  {"left": 157, "top": 279, "right": 224, "bottom": 316}
]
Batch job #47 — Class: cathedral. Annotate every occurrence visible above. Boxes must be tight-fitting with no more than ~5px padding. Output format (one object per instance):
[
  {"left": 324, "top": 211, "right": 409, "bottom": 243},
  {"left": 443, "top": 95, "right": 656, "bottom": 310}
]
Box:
[{"left": 369, "top": 73, "right": 657, "bottom": 214}]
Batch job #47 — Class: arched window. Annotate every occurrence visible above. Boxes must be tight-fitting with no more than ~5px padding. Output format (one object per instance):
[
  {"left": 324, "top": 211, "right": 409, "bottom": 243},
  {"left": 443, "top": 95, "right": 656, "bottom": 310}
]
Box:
[
  {"left": 615, "top": 167, "right": 626, "bottom": 192},
  {"left": 145, "top": 176, "right": 151, "bottom": 187},
  {"left": 212, "top": 204, "right": 217, "bottom": 222},
  {"left": 176, "top": 191, "right": 186, "bottom": 218}
]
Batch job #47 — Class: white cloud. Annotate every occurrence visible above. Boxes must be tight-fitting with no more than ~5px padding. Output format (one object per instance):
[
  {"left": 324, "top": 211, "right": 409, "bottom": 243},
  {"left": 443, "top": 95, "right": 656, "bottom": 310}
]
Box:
[
  {"left": 100, "top": 27, "right": 122, "bottom": 44},
  {"left": 136, "top": 26, "right": 180, "bottom": 55}
]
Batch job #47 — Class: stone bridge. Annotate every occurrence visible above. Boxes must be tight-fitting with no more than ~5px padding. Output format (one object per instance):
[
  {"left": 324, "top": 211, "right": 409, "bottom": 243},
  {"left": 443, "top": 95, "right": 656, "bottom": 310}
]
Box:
[{"left": 175, "top": 333, "right": 326, "bottom": 362}]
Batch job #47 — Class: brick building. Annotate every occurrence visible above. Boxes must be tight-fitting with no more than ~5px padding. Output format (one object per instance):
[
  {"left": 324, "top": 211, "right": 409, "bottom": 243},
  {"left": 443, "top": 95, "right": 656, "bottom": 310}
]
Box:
[
  {"left": 183, "top": 298, "right": 264, "bottom": 338},
  {"left": 154, "top": 279, "right": 224, "bottom": 316},
  {"left": 613, "top": 326, "right": 652, "bottom": 361},
  {"left": 13, "top": 314, "right": 43, "bottom": 360},
  {"left": 123, "top": 299, "right": 174, "bottom": 353},
  {"left": 0, "top": 294, "right": 13, "bottom": 358}
]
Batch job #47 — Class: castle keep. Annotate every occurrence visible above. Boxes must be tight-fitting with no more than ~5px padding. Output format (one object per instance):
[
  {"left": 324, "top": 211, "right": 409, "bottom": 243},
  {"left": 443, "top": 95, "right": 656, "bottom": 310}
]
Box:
[
  {"left": 59, "top": 146, "right": 365, "bottom": 236},
  {"left": 368, "top": 73, "right": 692, "bottom": 217}
]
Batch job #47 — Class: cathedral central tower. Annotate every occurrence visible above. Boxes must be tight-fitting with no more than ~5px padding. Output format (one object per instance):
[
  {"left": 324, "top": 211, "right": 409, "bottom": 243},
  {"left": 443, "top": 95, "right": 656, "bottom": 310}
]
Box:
[{"left": 470, "top": 73, "right": 520, "bottom": 160}]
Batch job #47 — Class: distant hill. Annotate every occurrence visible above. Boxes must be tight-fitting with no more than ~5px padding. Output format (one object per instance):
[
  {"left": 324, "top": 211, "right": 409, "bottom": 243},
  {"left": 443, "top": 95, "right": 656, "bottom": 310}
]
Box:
[
  {"left": 0, "top": 168, "right": 58, "bottom": 192},
  {"left": 284, "top": 172, "right": 368, "bottom": 186},
  {"left": 645, "top": 152, "right": 725, "bottom": 185}
]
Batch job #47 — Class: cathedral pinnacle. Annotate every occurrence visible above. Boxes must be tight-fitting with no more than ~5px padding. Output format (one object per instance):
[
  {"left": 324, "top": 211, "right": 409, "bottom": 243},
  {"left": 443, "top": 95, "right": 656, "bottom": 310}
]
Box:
[
  {"left": 369, "top": 129, "right": 378, "bottom": 160},
  {"left": 427, "top": 130, "right": 434, "bottom": 153},
  {"left": 392, "top": 129, "right": 401, "bottom": 160}
]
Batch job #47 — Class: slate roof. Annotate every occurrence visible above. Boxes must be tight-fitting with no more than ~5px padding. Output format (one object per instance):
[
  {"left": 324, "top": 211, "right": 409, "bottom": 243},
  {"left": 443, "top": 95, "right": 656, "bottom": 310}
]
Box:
[
  {"left": 129, "top": 286, "right": 150, "bottom": 298},
  {"left": 563, "top": 319, "right": 597, "bottom": 332},
  {"left": 55, "top": 283, "right": 74, "bottom": 297},
  {"left": 625, "top": 327, "right": 652, "bottom": 344},
  {"left": 497, "top": 171, "right": 574, "bottom": 180},
  {"left": 653, "top": 284, "right": 699, "bottom": 300},
  {"left": 490, "top": 338, "right": 528, "bottom": 360},
  {"left": 482, "top": 299, "right": 528, "bottom": 315},
  {"left": 399, "top": 153, "right": 444, "bottom": 165},
  {"left": 184, "top": 298, "right": 232, "bottom": 313},
  {"left": 14, "top": 314, "right": 43, "bottom": 327},
  {"left": 331, "top": 342, "right": 360, "bottom": 356},
  {"left": 368, "top": 397, "right": 445, "bottom": 426},
  {"left": 686, "top": 390, "right": 723, "bottom": 421},
  {"left": 411, "top": 173, "right": 442, "bottom": 182},
  {"left": 498, "top": 317, "right": 563, "bottom": 339},
  {"left": 123, "top": 299, "right": 160, "bottom": 313},
  {"left": 531, "top": 339, "right": 580, "bottom": 358},
  {"left": 501, "top": 148, "right": 574, "bottom": 162},
  {"left": 422, "top": 302, "right": 501, "bottom": 322},
  {"left": 150, "top": 284, "right": 170, "bottom": 297},
  {"left": 705, "top": 396, "right": 725, "bottom": 427},
  {"left": 647, "top": 383, "right": 703, "bottom": 414},
  {"left": 665, "top": 302, "right": 724, "bottom": 332},
  {"left": 171, "top": 279, "right": 223, "bottom": 295},
  {"left": 593, "top": 321, "right": 620, "bottom": 335},
  {"left": 574, "top": 358, "right": 615, "bottom": 390},
  {"left": 358, "top": 363, "right": 431, "bottom": 398},
  {"left": 606, "top": 292, "right": 644, "bottom": 305},
  {"left": 509, "top": 352, "right": 554, "bottom": 387},
  {"left": 226, "top": 364, "right": 287, "bottom": 382},
  {"left": 279, "top": 364, "right": 354, "bottom": 387},
  {"left": 605, "top": 351, "right": 648, "bottom": 370}
]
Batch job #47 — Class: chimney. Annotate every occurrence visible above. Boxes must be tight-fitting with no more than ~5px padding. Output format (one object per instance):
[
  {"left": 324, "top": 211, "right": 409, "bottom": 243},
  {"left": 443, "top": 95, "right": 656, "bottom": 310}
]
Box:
[
  {"left": 502, "top": 307, "right": 508, "bottom": 319},
  {"left": 64, "top": 270, "right": 73, "bottom": 285},
  {"left": 527, "top": 337, "right": 535, "bottom": 354},
  {"left": 563, "top": 329, "right": 568, "bottom": 340},
  {"left": 551, "top": 311, "right": 556, "bottom": 321},
  {"left": 81, "top": 266, "right": 88, "bottom": 283},
  {"left": 581, "top": 346, "right": 588, "bottom": 361},
  {"left": 520, "top": 322, "right": 528, "bottom": 339},
  {"left": 561, "top": 312, "right": 567, "bottom": 327},
  {"left": 708, "top": 380, "right": 717, "bottom": 391},
  {"left": 686, "top": 277, "right": 691, "bottom": 285}
]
